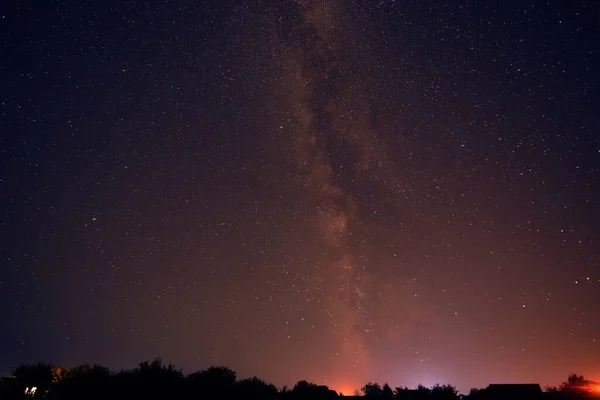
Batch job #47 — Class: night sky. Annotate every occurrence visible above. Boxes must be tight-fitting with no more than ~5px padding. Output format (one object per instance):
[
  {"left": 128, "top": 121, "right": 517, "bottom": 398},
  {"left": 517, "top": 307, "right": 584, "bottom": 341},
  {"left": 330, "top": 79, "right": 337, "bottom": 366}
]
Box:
[{"left": 1, "top": 0, "right": 599, "bottom": 395}]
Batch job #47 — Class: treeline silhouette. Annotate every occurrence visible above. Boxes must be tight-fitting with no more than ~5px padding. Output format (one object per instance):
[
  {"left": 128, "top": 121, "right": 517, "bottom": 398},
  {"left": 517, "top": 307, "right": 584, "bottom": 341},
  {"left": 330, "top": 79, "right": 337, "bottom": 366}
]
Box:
[{"left": 1, "top": 358, "right": 597, "bottom": 400}]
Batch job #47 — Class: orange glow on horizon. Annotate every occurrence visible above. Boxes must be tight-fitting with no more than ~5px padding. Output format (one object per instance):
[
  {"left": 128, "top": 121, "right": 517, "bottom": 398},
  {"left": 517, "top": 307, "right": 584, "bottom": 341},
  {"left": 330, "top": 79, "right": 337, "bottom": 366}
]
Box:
[
  {"left": 331, "top": 382, "right": 360, "bottom": 396},
  {"left": 584, "top": 383, "right": 600, "bottom": 394}
]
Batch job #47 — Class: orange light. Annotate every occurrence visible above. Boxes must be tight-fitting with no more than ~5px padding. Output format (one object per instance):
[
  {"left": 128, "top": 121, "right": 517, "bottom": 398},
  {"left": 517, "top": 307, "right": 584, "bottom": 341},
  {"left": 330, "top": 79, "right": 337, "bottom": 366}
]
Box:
[
  {"left": 589, "top": 383, "right": 600, "bottom": 393},
  {"left": 582, "top": 383, "right": 600, "bottom": 395},
  {"left": 332, "top": 383, "right": 359, "bottom": 396}
]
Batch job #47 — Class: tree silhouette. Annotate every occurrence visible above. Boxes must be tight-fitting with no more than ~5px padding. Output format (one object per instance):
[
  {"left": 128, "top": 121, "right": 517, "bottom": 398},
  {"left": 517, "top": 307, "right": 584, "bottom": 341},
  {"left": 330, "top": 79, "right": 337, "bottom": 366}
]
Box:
[
  {"left": 292, "top": 380, "right": 318, "bottom": 396},
  {"left": 121, "top": 358, "right": 184, "bottom": 400},
  {"left": 562, "top": 374, "right": 588, "bottom": 390},
  {"left": 280, "top": 384, "right": 292, "bottom": 399},
  {"left": 64, "top": 364, "right": 110, "bottom": 380},
  {"left": 1, "top": 376, "right": 25, "bottom": 400},
  {"left": 54, "top": 364, "right": 111, "bottom": 400},
  {"left": 2, "top": 359, "right": 596, "bottom": 400},
  {"left": 362, "top": 382, "right": 383, "bottom": 397},
  {"left": 187, "top": 366, "right": 237, "bottom": 399},
  {"left": 394, "top": 384, "right": 432, "bottom": 400},
  {"left": 431, "top": 384, "right": 459, "bottom": 400},
  {"left": 135, "top": 357, "right": 184, "bottom": 381},
  {"left": 468, "top": 388, "right": 483, "bottom": 399},
  {"left": 415, "top": 384, "right": 432, "bottom": 400},
  {"left": 382, "top": 383, "right": 394, "bottom": 398},
  {"left": 395, "top": 386, "right": 409, "bottom": 398},
  {"left": 12, "top": 362, "right": 57, "bottom": 398},
  {"left": 235, "top": 376, "right": 279, "bottom": 400},
  {"left": 290, "top": 380, "right": 337, "bottom": 399},
  {"left": 558, "top": 374, "right": 598, "bottom": 398},
  {"left": 544, "top": 385, "right": 564, "bottom": 400}
]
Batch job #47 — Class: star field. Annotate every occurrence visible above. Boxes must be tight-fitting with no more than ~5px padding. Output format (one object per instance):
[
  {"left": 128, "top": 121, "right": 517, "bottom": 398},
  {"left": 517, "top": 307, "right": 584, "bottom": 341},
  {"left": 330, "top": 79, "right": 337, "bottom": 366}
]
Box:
[{"left": 1, "top": 0, "right": 599, "bottom": 394}]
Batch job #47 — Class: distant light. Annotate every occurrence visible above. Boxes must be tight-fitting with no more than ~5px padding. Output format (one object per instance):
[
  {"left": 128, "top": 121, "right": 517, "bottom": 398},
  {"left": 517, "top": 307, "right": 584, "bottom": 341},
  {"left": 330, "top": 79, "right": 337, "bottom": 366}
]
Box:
[
  {"left": 585, "top": 383, "right": 600, "bottom": 394},
  {"left": 24, "top": 387, "right": 37, "bottom": 396}
]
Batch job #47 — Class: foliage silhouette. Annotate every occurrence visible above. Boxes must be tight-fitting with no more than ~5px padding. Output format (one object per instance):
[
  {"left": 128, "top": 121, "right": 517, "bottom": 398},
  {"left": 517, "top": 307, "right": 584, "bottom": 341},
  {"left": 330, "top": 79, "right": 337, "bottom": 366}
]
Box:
[
  {"left": 235, "top": 376, "right": 279, "bottom": 400},
  {"left": 1, "top": 360, "right": 597, "bottom": 400},
  {"left": 382, "top": 383, "right": 394, "bottom": 398},
  {"left": 54, "top": 364, "right": 111, "bottom": 400},
  {"left": 362, "top": 382, "right": 383, "bottom": 397},
  {"left": 118, "top": 358, "right": 185, "bottom": 400},
  {"left": 555, "top": 374, "right": 599, "bottom": 399},
  {"left": 431, "top": 384, "right": 459, "bottom": 400},
  {"left": 11, "top": 362, "right": 56, "bottom": 399},
  {"left": 290, "top": 380, "right": 338, "bottom": 400},
  {"left": 188, "top": 366, "right": 237, "bottom": 399}
]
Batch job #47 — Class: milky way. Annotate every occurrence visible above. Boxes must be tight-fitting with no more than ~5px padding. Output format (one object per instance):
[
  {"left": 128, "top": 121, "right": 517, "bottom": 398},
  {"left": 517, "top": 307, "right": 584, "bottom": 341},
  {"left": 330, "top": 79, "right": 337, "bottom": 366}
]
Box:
[{"left": 237, "top": 0, "right": 435, "bottom": 387}]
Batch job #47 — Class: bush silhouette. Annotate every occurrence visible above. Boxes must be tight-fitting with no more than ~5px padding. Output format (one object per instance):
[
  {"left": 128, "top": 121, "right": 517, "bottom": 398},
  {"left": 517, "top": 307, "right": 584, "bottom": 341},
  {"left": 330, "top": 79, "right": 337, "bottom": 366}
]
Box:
[
  {"left": 1, "top": 360, "right": 594, "bottom": 400},
  {"left": 188, "top": 366, "right": 237, "bottom": 399}
]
